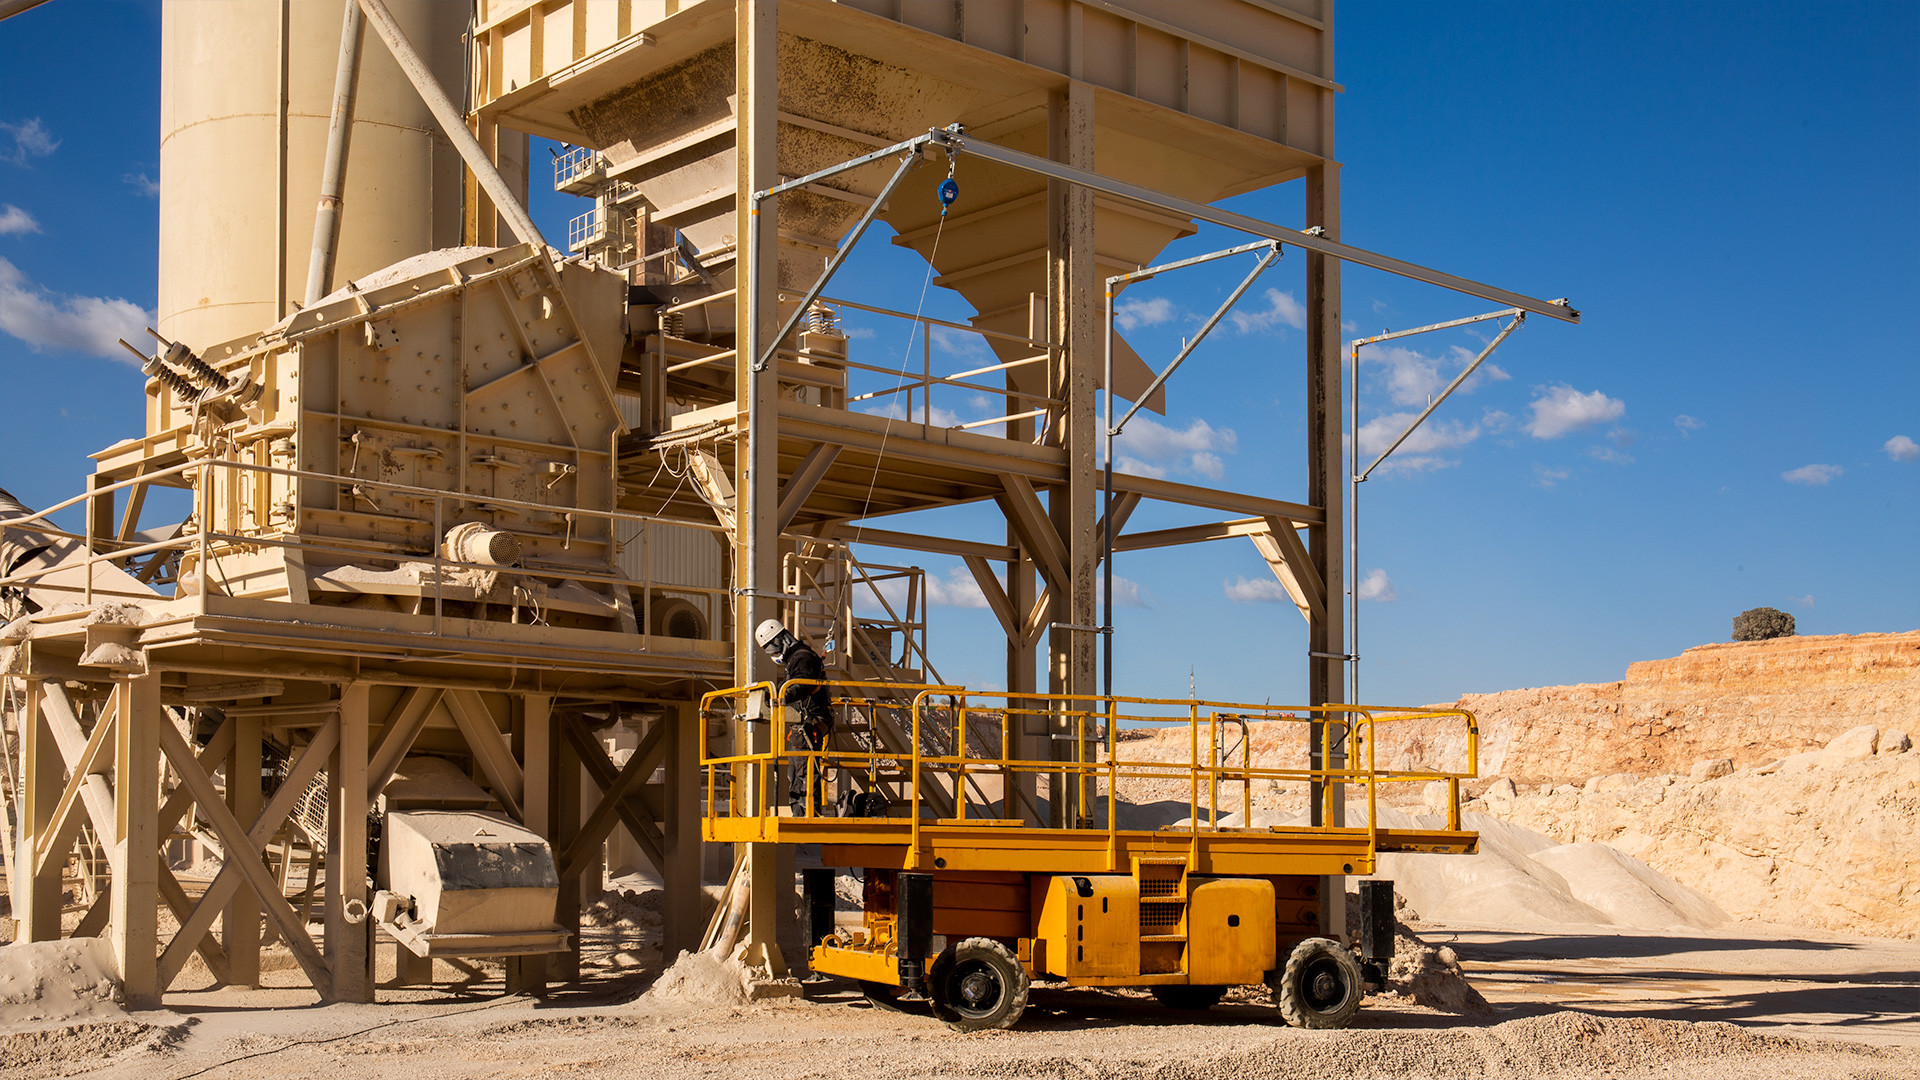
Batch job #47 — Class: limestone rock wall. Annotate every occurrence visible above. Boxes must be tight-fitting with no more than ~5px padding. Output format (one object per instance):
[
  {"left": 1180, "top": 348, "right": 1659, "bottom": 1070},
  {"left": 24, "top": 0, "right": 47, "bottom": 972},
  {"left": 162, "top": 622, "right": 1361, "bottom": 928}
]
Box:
[
  {"left": 1385, "top": 631, "right": 1920, "bottom": 787},
  {"left": 1483, "top": 733, "right": 1918, "bottom": 939}
]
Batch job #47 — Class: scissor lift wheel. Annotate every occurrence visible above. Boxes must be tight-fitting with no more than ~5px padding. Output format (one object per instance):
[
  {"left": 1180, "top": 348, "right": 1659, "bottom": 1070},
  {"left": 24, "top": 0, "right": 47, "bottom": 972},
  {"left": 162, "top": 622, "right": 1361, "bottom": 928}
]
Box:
[
  {"left": 928, "top": 938, "right": 1030, "bottom": 1031},
  {"left": 1273, "top": 938, "right": 1364, "bottom": 1029}
]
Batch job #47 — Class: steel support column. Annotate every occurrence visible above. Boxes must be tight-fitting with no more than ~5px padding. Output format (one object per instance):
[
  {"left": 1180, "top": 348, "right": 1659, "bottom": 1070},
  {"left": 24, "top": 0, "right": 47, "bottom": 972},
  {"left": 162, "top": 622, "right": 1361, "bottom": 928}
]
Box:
[
  {"left": 1305, "top": 152, "right": 1346, "bottom": 938},
  {"left": 16, "top": 681, "right": 60, "bottom": 941},
  {"left": 1046, "top": 82, "right": 1098, "bottom": 828},
  {"left": 662, "top": 700, "right": 703, "bottom": 960},
  {"left": 735, "top": 0, "right": 790, "bottom": 974},
  {"left": 111, "top": 675, "right": 161, "bottom": 1006},
  {"left": 508, "top": 692, "right": 552, "bottom": 993}
]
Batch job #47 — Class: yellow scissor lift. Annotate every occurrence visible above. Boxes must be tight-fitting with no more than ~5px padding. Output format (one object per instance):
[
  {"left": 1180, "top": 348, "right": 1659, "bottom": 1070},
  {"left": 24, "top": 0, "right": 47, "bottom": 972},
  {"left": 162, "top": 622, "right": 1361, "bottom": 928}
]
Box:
[{"left": 701, "top": 681, "right": 1479, "bottom": 1030}]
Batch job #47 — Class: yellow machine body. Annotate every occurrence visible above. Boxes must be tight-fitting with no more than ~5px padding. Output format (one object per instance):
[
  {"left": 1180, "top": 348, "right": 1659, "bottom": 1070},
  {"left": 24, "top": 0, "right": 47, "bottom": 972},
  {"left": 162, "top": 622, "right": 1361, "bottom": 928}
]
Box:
[
  {"left": 812, "top": 870, "right": 1290, "bottom": 990},
  {"left": 1032, "top": 875, "right": 1140, "bottom": 979},
  {"left": 1185, "top": 878, "right": 1277, "bottom": 985}
]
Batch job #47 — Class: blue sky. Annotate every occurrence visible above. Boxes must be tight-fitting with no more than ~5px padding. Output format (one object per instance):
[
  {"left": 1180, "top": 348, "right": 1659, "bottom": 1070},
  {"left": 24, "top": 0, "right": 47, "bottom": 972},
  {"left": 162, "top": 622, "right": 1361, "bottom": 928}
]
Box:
[{"left": 1, "top": 3, "right": 1913, "bottom": 707}]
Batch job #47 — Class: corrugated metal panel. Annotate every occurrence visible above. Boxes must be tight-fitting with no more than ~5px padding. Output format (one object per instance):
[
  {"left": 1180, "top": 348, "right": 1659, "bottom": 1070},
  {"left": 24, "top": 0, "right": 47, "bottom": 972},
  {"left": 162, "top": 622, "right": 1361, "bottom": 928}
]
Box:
[
  {"left": 616, "top": 391, "right": 647, "bottom": 431},
  {"left": 613, "top": 392, "right": 725, "bottom": 637}
]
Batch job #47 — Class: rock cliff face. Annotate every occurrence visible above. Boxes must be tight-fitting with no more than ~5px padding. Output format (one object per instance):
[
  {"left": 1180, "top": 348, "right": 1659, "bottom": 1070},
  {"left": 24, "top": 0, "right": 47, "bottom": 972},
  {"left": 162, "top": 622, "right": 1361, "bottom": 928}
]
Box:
[
  {"left": 1441, "top": 631, "right": 1920, "bottom": 940},
  {"left": 1109, "top": 632, "right": 1919, "bottom": 938},
  {"left": 1383, "top": 631, "right": 1920, "bottom": 786},
  {"left": 1484, "top": 732, "right": 1917, "bottom": 939}
]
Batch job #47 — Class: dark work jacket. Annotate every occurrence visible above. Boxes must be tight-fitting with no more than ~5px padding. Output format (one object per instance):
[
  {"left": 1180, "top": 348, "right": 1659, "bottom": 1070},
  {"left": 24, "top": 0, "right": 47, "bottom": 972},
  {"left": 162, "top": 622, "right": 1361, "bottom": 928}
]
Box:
[{"left": 780, "top": 642, "right": 833, "bottom": 729}]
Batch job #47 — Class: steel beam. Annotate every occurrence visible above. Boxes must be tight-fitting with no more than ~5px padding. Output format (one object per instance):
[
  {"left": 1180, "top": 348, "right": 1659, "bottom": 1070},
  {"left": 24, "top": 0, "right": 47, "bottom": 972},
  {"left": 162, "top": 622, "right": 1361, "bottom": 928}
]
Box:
[{"left": 940, "top": 130, "right": 1579, "bottom": 323}]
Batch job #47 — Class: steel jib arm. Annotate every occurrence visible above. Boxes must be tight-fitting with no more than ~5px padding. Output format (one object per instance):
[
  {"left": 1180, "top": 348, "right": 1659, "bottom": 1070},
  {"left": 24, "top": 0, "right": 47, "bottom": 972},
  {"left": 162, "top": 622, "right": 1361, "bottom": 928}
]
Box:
[{"left": 939, "top": 129, "right": 1579, "bottom": 324}]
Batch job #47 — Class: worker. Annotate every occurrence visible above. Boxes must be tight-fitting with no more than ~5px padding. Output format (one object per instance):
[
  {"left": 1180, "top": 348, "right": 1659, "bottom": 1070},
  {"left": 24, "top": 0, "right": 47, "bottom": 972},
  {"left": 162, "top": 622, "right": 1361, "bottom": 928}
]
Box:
[{"left": 756, "top": 618, "right": 835, "bottom": 815}]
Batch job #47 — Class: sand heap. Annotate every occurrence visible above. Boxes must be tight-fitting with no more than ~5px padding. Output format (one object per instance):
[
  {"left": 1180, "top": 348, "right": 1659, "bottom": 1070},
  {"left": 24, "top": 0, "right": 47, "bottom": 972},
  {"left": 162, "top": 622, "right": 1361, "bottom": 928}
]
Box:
[
  {"left": 1474, "top": 724, "right": 1918, "bottom": 939},
  {"left": 643, "top": 941, "right": 804, "bottom": 1006},
  {"left": 0, "top": 939, "right": 127, "bottom": 1031},
  {"left": 1344, "top": 896, "right": 1490, "bottom": 1014},
  {"left": 1362, "top": 806, "right": 1728, "bottom": 933},
  {"left": 645, "top": 948, "right": 755, "bottom": 1006}
]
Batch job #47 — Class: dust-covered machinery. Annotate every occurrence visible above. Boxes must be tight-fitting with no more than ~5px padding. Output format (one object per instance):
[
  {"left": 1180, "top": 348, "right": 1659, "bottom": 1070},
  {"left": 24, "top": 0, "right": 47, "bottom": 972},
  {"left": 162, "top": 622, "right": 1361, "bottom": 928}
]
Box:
[
  {"left": 98, "top": 243, "right": 632, "bottom": 632},
  {"left": 372, "top": 757, "right": 567, "bottom": 960}
]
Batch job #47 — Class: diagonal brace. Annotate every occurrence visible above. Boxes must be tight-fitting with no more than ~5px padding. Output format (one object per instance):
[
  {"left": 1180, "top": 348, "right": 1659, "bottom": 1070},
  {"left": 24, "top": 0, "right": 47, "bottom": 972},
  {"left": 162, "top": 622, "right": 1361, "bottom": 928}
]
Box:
[
  {"left": 754, "top": 149, "right": 923, "bottom": 372},
  {"left": 156, "top": 718, "right": 334, "bottom": 998},
  {"left": 156, "top": 719, "right": 337, "bottom": 994},
  {"left": 558, "top": 717, "right": 668, "bottom": 879},
  {"left": 1111, "top": 243, "right": 1280, "bottom": 436},
  {"left": 564, "top": 719, "right": 667, "bottom": 872},
  {"left": 1359, "top": 311, "right": 1526, "bottom": 481}
]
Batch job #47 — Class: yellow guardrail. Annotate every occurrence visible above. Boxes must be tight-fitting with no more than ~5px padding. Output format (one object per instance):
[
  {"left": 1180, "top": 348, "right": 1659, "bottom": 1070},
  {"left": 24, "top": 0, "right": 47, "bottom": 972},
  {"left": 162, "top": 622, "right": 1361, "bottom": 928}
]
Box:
[{"left": 698, "top": 681, "right": 1479, "bottom": 860}]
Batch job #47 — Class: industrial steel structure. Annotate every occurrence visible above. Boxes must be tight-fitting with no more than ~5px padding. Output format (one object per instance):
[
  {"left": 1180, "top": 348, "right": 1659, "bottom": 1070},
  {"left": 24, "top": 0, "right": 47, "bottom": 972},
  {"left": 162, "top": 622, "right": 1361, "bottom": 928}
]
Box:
[{"left": 1, "top": 0, "right": 1574, "bottom": 1012}]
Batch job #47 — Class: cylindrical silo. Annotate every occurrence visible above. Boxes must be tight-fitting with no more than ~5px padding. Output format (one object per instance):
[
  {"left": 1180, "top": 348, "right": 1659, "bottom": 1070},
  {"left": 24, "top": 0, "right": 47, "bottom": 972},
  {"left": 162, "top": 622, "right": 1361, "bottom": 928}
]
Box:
[{"left": 158, "top": 0, "right": 466, "bottom": 352}]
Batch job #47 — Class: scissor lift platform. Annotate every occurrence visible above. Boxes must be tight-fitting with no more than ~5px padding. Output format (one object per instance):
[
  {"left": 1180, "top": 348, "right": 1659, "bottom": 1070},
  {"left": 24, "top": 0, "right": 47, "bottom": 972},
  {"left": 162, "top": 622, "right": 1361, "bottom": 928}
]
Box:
[
  {"left": 706, "top": 817, "right": 1478, "bottom": 877},
  {"left": 699, "top": 682, "right": 1480, "bottom": 1031}
]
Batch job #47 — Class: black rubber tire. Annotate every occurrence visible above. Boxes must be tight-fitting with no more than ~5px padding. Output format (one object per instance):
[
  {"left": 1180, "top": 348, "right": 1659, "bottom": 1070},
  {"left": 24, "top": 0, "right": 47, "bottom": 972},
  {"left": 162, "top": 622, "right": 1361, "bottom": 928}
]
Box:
[
  {"left": 927, "top": 938, "right": 1030, "bottom": 1031},
  {"left": 1273, "top": 938, "right": 1364, "bottom": 1029},
  {"left": 1151, "top": 984, "right": 1228, "bottom": 1010},
  {"left": 859, "top": 980, "right": 907, "bottom": 1011}
]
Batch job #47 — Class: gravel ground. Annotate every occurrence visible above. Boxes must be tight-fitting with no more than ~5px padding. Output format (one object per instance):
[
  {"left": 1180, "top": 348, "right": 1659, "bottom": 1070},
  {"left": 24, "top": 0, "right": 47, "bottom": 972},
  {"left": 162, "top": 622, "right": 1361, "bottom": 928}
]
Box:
[{"left": 4, "top": 929, "right": 1916, "bottom": 1080}]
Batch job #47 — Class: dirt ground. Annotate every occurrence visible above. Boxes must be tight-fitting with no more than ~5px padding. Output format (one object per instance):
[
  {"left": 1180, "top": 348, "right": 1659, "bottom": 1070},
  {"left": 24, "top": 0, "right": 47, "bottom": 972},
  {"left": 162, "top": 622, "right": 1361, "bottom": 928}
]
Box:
[{"left": 5, "top": 918, "right": 1916, "bottom": 1080}]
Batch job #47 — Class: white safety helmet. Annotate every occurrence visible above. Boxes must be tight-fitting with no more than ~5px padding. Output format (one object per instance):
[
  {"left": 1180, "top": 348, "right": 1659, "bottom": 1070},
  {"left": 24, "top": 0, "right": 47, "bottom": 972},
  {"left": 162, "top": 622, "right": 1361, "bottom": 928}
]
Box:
[{"left": 755, "top": 618, "right": 797, "bottom": 660}]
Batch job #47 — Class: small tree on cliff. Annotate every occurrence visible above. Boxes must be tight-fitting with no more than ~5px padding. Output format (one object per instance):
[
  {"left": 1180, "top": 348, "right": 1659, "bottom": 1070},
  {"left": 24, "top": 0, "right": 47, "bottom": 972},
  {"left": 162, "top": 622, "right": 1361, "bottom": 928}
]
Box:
[{"left": 1732, "top": 607, "right": 1795, "bottom": 641}]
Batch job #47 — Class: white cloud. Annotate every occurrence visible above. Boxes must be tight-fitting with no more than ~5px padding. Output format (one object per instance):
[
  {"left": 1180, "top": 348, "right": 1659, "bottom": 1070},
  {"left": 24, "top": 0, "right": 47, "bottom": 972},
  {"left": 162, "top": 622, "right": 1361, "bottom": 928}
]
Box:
[
  {"left": 842, "top": 325, "right": 876, "bottom": 340},
  {"left": 930, "top": 325, "right": 990, "bottom": 359},
  {"left": 1355, "top": 410, "right": 1482, "bottom": 463},
  {"left": 1475, "top": 361, "right": 1512, "bottom": 385},
  {"left": 1359, "top": 343, "right": 1508, "bottom": 408},
  {"left": 1229, "top": 288, "right": 1306, "bottom": 334},
  {"left": 1364, "top": 344, "right": 1447, "bottom": 406},
  {"left": 1115, "top": 295, "right": 1176, "bottom": 331},
  {"left": 0, "top": 257, "right": 152, "bottom": 360},
  {"left": 1104, "top": 576, "right": 1148, "bottom": 609},
  {"left": 1789, "top": 594, "right": 1816, "bottom": 610},
  {"left": 1674, "top": 414, "right": 1706, "bottom": 437},
  {"left": 1589, "top": 427, "right": 1636, "bottom": 463},
  {"left": 0, "top": 204, "right": 40, "bottom": 236},
  {"left": 1356, "top": 568, "right": 1395, "bottom": 602},
  {"left": 923, "top": 567, "right": 988, "bottom": 609},
  {"left": 1885, "top": 435, "right": 1919, "bottom": 463},
  {"left": 1532, "top": 464, "right": 1570, "bottom": 489},
  {"left": 1526, "top": 385, "right": 1625, "bottom": 439},
  {"left": 122, "top": 172, "right": 159, "bottom": 198},
  {"left": 1224, "top": 576, "right": 1290, "bottom": 604},
  {"left": 1188, "top": 452, "right": 1225, "bottom": 480},
  {"left": 1111, "top": 414, "right": 1237, "bottom": 480},
  {"left": 862, "top": 400, "right": 965, "bottom": 428},
  {"left": 855, "top": 566, "right": 985, "bottom": 617},
  {"left": 0, "top": 118, "right": 59, "bottom": 165},
  {"left": 1781, "top": 463, "right": 1842, "bottom": 486}
]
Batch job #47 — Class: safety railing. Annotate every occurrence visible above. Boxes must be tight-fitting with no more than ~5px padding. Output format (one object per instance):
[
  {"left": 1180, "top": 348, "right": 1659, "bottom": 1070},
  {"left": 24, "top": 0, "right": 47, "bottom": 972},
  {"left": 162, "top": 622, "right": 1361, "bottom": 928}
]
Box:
[
  {"left": 553, "top": 145, "right": 602, "bottom": 192},
  {"left": 567, "top": 206, "right": 606, "bottom": 252},
  {"left": 700, "top": 681, "right": 1479, "bottom": 860},
  {"left": 654, "top": 290, "right": 1063, "bottom": 442},
  {"left": 0, "top": 457, "right": 729, "bottom": 645}
]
